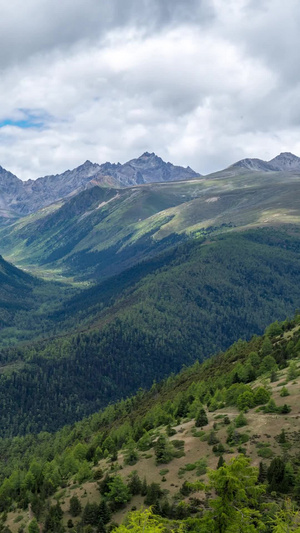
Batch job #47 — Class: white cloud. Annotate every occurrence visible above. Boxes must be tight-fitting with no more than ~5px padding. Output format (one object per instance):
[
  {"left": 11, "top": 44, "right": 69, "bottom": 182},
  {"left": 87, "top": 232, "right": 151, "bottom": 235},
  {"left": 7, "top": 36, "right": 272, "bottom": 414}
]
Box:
[{"left": 0, "top": 0, "right": 299, "bottom": 178}]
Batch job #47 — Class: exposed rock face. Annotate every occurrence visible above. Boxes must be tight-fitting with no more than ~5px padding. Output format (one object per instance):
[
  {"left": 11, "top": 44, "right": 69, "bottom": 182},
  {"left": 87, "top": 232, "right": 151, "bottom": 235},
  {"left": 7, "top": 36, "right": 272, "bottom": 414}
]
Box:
[
  {"left": 97, "top": 152, "right": 200, "bottom": 186},
  {"left": 0, "top": 153, "right": 200, "bottom": 219},
  {"left": 268, "top": 152, "right": 300, "bottom": 171},
  {"left": 230, "top": 152, "right": 300, "bottom": 172}
]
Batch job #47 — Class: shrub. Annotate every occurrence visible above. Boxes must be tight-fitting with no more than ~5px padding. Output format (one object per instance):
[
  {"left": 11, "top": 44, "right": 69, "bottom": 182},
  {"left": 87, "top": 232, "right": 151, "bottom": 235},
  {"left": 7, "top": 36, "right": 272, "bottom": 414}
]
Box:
[
  {"left": 235, "top": 412, "right": 248, "bottom": 428},
  {"left": 280, "top": 387, "right": 290, "bottom": 397}
]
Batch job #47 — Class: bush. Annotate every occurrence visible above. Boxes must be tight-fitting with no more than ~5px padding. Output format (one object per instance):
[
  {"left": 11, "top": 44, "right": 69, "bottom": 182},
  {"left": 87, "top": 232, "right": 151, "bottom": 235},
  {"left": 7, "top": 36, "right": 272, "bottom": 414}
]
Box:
[
  {"left": 280, "top": 387, "right": 290, "bottom": 397},
  {"left": 235, "top": 412, "right": 248, "bottom": 428},
  {"left": 253, "top": 387, "right": 271, "bottom": 406},
  {"left": 208, "top": 431, "right": 219, "bottom": 445}
]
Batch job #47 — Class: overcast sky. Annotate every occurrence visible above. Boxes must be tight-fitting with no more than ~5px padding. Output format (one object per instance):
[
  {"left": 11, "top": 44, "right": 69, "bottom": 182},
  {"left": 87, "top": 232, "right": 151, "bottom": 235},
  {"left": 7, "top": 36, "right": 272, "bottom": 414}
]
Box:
[{"left": 0, "top": 0, "right": 299, "bottom": 179}]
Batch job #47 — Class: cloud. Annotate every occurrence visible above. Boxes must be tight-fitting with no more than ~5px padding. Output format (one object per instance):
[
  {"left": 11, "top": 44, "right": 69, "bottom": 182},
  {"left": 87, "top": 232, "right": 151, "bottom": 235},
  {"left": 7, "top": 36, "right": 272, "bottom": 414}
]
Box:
[{"left": 0, "top": 0, "right": 299, "bottom": 179}]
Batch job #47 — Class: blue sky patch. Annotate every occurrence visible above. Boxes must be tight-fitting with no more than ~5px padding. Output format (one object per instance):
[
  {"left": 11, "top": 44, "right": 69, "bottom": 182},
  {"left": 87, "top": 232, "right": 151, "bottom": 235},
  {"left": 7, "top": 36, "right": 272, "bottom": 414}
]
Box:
[{"left": 0, "top": 109, "right": 49, "bottom": 130}]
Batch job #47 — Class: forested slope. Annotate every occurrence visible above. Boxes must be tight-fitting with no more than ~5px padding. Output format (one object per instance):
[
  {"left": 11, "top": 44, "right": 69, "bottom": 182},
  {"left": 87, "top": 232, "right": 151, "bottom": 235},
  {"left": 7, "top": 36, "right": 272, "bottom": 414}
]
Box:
[
  {"left": 0, "top": 314, "right": 299, "bottom": 532},
  {"left": 0, "top": 227, "right": 300, "bottom": 436}
]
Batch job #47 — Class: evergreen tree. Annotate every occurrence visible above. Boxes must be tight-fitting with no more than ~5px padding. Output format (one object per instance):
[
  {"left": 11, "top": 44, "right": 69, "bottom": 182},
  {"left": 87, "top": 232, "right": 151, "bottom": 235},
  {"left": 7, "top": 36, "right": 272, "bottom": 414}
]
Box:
[
  {"left": 43, "top": 503, "right": 64, "bottom": 533},
  {"left": 235, "top": 412, "right": 248, "bottom": 428},
  {"left": 195, "top": 408, "right": 208, "bottom": 428},
  {"left": 217, "top": 456, "right": 225, "bottom": 469},
  {"left": 69, "top": 495, "right": 82, "bottom": 517},
  {"left": 208, "top": 431, "right": 219, "bottom": 445},
  {"left": 28, "top": 519, "right": 39, "bottom": 533},
  {"left": 127, "top": 471, "right": 142, "bottom": 496},
  {"left": 123, "top": 439, "right": 138, "bottom": 466},
  {"left": 154, "top": 435, "right": 172, "bottom": 464},
  {"left": 98, "top": 500, "right": 111, "bottom": 525},
  {"left": 106, "top": 475, "right": 131, "bottom": 509},
  {"left": 278, "top": 429, "right": 287, "bottom": 444},
  {"left": 258, "top": 461, "right": 267, "bottom": 483},
  {"left": 82, "top": 502, "right": 99, "bottom": 526},
  {"left": 204, "top": 456, "right": 265, "bottom": 532},
  {"left": 144, "top": 483, "right": 163, "bottom": 506},
  {"left": 267, "top": 457, "right": 285, "bottom": 492},
  {"left": 141, "top": 477, "right": 148, "bottom": 496}
]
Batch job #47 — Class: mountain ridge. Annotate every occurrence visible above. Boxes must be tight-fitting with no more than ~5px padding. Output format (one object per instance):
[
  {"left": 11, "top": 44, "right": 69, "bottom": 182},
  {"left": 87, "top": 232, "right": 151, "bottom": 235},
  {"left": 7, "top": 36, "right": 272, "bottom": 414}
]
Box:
[
  {"left": 230, "top": 151, "right": 300, "bottom": 172},
  {"left": 0, "top": 152, "right": 200, "bottom": 221},
  {"left": 1, "top": 150, "right": 299, "bottom": 224}
]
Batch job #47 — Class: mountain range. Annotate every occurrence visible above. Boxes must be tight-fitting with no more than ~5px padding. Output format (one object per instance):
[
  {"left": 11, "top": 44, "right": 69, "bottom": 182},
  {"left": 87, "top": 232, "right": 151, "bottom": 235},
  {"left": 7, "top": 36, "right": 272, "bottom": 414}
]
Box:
[
  {"left": 1, "top": 151, "right": 300, "bottom": 226},
  {"left": 0, "top": 151, "right": 300, "bottom": 282},
  {"left": 0, "top": 152, "right": 200, "bottom": 222}
]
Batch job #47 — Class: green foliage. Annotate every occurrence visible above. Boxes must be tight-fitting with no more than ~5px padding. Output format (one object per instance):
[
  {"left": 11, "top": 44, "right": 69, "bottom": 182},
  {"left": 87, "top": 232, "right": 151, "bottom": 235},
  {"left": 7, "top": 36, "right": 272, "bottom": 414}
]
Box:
[
  {"left": 267, "top": 457, "right": 287, "bottom": 493},
  {"left": 0, "top": 314, "right": 299, "bottom": 528},
  {"left": 287, "top": 361, "right": 299, "bottom": 381},
  {"left": 106, "top": 475, "right": 131, "bottom": 507},
  {"left": 43, "top": 503, "right": 64, "bottom": 532},
  {"left": 1, "top": 228, "right": 300, "bottom": 437},
  {"left": 236, "top": 390, "right": 255, "bottom": 410},
  {"left": 28, "top": 519, "right": 39, "bottom": 533},
  {"left": 116, "top": 508, "right": 165, "bottom": 532},
  {"left": 195, "top": 408, "right": 208, "bottom": 428},
  {"left": 154, "top": 435, "right": 173, "bottom": 464},
  {"left": 127, "top": 471, "right": 142, "bottom": 496},
  {"left": 206, "top": 455, "right": 265, "bottom": 532},
  {"left": 69, "top": 495, "right": 82, "bottom": 517},
  {"left": 253, "top": 387, "right": 271, "bottom": 405},
  {"left": 280, "top": 387, "right": 290, "bottom": 397},
  {"left": 260, "top": 354, "right": 277, "bottom": 373},
  {"left": 234, "top": 412, "right": 248, "bottom": 428},
  {"left": 123, "top": 439, "right": 139, "bottom": 466},
  {"left": 217, "top": 456, "right": 225, "bottom": 469}
]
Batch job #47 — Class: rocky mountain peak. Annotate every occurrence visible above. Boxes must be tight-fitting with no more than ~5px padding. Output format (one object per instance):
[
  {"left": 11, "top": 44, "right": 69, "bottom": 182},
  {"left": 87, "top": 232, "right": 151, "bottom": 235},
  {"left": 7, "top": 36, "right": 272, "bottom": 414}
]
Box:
[
  {"left": 230, "top": 152, "right": 300, "bottom": 173},
  {"left": 268, "top": 152, "right": 300, "bottom": 171}
]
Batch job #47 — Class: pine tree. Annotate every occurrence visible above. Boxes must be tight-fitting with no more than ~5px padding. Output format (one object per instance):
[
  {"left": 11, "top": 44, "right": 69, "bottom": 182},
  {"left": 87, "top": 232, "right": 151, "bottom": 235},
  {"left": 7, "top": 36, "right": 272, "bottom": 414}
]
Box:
[
  {"left": 278, "top": 428, "right": 287, "bottom": 444},
  {"left": 195, "top": 408, "right": 208, "bottom": 428},
  {"left": 154, "top": 435, "right": 172, "bottom": 464},
  {"left": 69, "top": 495, "right": 82, "bottom": 517},
  {"left": 258, "top": 461, "right": 267, "bottom": 483},
  {"left": 127, "top": 471, "right": 142, "bottom": 495},
  {"left": 98, "top": 500, "right": 111, "bottom": 525},
  {"left": 141, "top": 477, "right": 148, "bottom": 496},
  {"left": 217, "top": 456, "right": 225, "bottom": 469},
  {"left": 267, "top": 457, "right": 285, "bottom": 492}
]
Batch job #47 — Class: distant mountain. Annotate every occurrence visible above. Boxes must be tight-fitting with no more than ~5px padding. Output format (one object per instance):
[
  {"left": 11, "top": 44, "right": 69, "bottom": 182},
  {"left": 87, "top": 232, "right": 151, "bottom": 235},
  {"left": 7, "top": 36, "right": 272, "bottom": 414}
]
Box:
[
  {"left": 0, "top": 153, "right": 200, "bottom": 221},
  {"left": 97, "top": 151, "right": 200, "bottom": 186},
  {"left": 1, "top": 164, "right": 300, "bottom": 282},
  {"left": 230, "top": 151, "right": 300, "bottom": 172}
]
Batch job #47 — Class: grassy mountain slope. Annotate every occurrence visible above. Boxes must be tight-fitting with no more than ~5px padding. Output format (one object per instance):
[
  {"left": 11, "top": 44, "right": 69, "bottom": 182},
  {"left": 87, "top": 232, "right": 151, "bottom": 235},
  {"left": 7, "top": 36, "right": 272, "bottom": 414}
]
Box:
[
  {"left": 0, "top": 168, "right": 300, "bottom": 281},
  {"left": 0, "top": 227, "right": 300, "bottom": 436},
  {"left": 0, "top": 315, "right": 299, "bottom": 532}
]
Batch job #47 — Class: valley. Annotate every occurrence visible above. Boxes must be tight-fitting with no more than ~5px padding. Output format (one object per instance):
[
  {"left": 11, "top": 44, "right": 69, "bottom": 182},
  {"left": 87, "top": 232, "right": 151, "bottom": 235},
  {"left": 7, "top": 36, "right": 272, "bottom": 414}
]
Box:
[{"left": 0, "top": 152, "right": 299, "bottom": 531}]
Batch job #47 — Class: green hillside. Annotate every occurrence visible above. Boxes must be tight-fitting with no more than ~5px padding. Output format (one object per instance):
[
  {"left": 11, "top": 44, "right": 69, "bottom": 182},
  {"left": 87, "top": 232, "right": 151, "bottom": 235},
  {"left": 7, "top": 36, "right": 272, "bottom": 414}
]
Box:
[
  {"left": 0, "top": 255, "right": 76, "bottom": 345},
  {"left": 1, "top": 227, "right": 300, "bottom": 436},
  {"left": 0, "top": 169, "right": 300, "bottom": 281},
  {"left": 0, "top": 315, "right": 299, "bottom": 532}
]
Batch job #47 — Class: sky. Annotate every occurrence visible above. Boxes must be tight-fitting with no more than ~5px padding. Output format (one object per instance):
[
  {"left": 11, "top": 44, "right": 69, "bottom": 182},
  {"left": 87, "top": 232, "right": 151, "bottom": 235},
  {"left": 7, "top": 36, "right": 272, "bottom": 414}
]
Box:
[{"left": 0, "top": 0, "right": 300, "bottom": 180}]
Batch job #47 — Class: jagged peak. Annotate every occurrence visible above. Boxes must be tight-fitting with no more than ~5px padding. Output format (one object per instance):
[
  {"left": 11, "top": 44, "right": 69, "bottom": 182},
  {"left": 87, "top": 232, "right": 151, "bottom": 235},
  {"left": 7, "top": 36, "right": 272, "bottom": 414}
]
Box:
[
  {"left": 140, "top": 151, "right": 155, "bottom": 158},
  {"left": 77, "top": 159, "right": 98, "bottom": 169}
]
